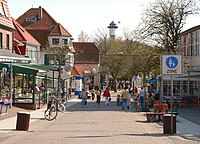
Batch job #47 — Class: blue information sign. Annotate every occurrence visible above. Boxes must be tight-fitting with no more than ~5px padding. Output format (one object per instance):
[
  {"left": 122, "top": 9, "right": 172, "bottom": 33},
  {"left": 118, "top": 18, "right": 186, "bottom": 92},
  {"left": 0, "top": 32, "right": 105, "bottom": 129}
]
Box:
[
  {"left": 162, "top": 55, "right": 182, "bottom": 75},
  {"left": 166, "top": 56, "right": 178, "bottom": 69}
]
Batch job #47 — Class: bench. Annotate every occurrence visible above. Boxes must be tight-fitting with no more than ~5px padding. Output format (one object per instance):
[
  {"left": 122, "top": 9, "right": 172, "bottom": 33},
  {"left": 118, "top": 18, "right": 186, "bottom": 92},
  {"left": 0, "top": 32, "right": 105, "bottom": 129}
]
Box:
[
  {"left": 146, "top": 112, "right": 165, "bottom": 122},
  {"left": 145, "top": 112, "right": 179, "bottom": 122}
]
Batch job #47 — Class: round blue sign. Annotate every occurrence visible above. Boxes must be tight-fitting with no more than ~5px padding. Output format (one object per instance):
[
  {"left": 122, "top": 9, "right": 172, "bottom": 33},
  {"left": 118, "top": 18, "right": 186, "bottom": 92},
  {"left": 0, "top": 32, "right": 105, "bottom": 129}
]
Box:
[
  {"left": 166, "top": 56, "right": 178, "bottom": 68},
  {"left": 2, "top": 67, "right": 7, "bottom": 73}
]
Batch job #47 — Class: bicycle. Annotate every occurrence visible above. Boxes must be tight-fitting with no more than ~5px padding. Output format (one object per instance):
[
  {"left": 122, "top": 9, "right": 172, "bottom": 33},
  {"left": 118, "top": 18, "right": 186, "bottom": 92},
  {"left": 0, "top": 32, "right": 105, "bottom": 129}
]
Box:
[{"left": 44, "top": 96, "right": 66, "bottom": 121}]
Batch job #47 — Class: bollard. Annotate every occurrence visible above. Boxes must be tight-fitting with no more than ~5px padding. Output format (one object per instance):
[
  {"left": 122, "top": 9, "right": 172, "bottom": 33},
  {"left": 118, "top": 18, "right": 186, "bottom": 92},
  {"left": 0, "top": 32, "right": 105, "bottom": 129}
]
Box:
[{"left": 16, "top": 111, "right": 30, "bottom": 131}]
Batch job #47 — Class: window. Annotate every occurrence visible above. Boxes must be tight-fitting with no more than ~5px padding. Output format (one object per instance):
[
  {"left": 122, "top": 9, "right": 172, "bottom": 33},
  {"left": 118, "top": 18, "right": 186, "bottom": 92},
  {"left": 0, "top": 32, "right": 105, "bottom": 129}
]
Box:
[
  {"left": 30, "top": 17, "right": 37, "bottom": 22},
  {"left": 26, "top": 18, "right": 30, "bottom": 22},
  {"left": 52, "top": 38, "right": 59, "bottom": 45},
  {"left": 62, "top": 39, "right": 68, "bottom": 45},
  {"left": 6, "top": 34, "right": 9, "bottom": 49},
  {"left": 0, "top": 33, "right": 2, "bottom": 49},
  {"left": 44, "top": 54, "right": 55, "bottom": 65}
]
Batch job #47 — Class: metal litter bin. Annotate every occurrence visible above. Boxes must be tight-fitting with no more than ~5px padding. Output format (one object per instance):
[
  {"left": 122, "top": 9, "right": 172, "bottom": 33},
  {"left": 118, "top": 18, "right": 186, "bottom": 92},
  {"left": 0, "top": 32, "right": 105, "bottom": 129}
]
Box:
[
  {"left": 163, "top": 114, "right": 176, "bottom": 134},
  {"left": 16, "top": 112, "right": 30, "bottom": 131}
]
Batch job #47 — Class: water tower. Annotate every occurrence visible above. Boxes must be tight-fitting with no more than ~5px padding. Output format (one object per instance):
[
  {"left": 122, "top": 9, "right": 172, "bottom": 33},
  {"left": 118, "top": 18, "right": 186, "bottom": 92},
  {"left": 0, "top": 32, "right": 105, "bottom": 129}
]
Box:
[{"left": 108, "top": 21, "right": 118, "bottom": 39}]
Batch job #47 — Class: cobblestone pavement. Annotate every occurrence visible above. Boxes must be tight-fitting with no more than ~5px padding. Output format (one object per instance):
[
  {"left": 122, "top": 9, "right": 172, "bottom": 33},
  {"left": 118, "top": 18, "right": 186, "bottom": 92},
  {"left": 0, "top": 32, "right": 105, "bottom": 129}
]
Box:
[{"left": 0, "top": 94, "right": 199, "bottom": 144}]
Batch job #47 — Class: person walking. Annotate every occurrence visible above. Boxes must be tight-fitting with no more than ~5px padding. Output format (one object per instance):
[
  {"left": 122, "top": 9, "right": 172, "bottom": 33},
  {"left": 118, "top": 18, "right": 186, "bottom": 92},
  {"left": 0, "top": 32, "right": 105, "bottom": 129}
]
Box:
[
  {"left": 121, "top": 86, "right": 129, "bottom": 110},
  {"left": 95, "top": 87, "right": 101, "bottom": 106},
  {"left": 103, "top": 87, "right": 111, "bottom": 106},
  {"left": 139, "top": 87, "right": 145, "bottom": 110},
  {"left": 81, "top": 88, "right": 88, "bottom": 107}
]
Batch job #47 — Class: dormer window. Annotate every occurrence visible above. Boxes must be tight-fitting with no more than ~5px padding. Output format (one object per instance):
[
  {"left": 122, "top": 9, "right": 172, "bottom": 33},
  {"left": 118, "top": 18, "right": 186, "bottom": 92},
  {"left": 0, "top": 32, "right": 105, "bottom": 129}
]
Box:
[
  {"left": 52, "top": 38, "right": 59, "bottom": 45},
  {"left": 30, "top": 17, "right": 37, "bottom": 22}
]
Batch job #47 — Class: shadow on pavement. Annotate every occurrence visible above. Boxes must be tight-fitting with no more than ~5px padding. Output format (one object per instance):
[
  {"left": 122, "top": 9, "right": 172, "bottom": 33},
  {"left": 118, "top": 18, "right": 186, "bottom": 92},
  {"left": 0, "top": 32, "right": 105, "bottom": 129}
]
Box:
[{"left": 64, "top": 133, "right": 166, "bottom": 139}]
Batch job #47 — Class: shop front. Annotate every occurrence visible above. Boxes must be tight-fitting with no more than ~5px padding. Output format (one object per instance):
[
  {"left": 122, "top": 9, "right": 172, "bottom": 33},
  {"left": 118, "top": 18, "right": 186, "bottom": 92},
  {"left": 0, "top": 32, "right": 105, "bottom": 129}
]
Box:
[
  {"left": 160, "top": 74, "right": 200, "bottom": 107},
  {"left": 0, "top": 63, "right": 46, "bottom": 110}
]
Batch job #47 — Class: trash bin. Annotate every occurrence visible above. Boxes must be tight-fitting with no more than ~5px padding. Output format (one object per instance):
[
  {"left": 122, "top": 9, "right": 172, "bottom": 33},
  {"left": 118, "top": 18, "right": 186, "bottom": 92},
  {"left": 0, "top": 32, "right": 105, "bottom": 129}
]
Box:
[
  {"left": 163, "top": 114, "right": 176, "bottom": 134},
  {"left": 16, "top": 111, "right": 30, "bottom": 131}
]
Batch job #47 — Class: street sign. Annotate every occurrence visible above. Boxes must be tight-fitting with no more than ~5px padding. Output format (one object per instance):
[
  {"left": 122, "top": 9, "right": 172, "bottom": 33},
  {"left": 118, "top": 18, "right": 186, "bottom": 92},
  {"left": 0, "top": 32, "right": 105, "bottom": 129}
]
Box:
[
  {"left": 2, "top": 67, "right": 7, "bottom": 73},
  {"left": 162, "top": 55, "right": 182, "bottom": 75}
]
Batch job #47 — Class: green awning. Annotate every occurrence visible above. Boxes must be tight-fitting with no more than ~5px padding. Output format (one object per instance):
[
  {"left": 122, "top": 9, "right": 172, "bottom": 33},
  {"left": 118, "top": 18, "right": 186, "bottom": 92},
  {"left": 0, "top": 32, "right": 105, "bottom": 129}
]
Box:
[
  {"left": 0, "top": 63, "right": 38, "bottom": 74},
  {"left": 21, "top": 64, "right": 59, "bottom": 71}
]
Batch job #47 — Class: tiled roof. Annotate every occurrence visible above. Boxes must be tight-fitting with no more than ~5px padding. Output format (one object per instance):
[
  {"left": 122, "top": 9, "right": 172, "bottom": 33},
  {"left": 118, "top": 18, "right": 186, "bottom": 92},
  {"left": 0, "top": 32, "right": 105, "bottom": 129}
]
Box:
[
  {"left": 71, "top": 65, "right": 92, "bottom": 76},
  {"left": 49, "top": 23, "right": 71, "bottom": 37},
  {"left": 73, "top": 42, "right": 99, "bottom": 64},
  {"left": 16, "top": 7, "right": 72, "bottom": 47},
  {"left": 28, "top": 30, "right": 50, "bottom": 48},
  {"left": 12, "top": 19, "right": 40, "bottom": 46},
  {"left": 16, "top": 8, "right": 57, "bottom": 31}
]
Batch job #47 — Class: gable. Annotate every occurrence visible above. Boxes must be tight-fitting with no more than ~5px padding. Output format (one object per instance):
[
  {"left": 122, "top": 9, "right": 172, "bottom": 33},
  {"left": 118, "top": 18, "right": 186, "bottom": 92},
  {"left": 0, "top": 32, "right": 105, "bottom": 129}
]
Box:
[
  {"left": 49, "top": 23, "right": 72, "bottom": 37},
  {"left": 0, "top": 0, "right": 15, "bottom": 30}
]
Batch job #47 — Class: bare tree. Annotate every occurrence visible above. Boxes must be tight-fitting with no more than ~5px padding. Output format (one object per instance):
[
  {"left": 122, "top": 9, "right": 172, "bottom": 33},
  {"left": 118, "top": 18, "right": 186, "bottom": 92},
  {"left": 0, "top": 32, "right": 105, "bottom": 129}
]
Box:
[
  {"left": 78, "top": 31, "right": 90, "bottom": 42},
  {"left": 43, "top": 43, "right": 71, "bottom": 99},
  {"left": 138, "top": 0, "right": 199, "bottom": 52}
]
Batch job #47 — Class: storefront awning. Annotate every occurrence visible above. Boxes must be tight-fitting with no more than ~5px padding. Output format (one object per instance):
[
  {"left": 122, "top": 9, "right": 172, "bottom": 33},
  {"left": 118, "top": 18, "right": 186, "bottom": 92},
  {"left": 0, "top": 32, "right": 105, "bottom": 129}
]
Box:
[
  {"left": 21, "top": 64, "right": 59, "bottom": 71},
  {"left": 0, "top": 63, "right": 38, "bottom": 74},
  {"left": 0, "top": 49, "right": 31, "bottom": 64}
]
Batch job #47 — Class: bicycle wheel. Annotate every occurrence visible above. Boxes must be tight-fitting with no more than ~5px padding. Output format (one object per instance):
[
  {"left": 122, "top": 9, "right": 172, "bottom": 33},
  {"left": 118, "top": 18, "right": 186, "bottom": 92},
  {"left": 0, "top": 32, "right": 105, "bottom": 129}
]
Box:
[
  {"left": 44, "top": 106, "right": 58, "bottom": 121},
  {"left": 58, "top": 103, "right": 66, "bottom": 112}
]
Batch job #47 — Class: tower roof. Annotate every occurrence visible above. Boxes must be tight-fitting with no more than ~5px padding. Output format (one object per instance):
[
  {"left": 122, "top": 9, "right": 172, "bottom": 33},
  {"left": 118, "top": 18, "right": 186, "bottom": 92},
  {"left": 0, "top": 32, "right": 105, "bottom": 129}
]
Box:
[{"left": 108, "top": 21, "right": 118, "bottom": 28}]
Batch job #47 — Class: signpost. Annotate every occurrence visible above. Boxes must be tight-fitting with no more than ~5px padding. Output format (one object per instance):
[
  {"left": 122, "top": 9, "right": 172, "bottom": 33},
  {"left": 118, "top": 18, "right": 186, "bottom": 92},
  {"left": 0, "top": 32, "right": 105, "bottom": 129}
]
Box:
[{"left": 162, "top": 54, "right": 182, "bottom": 134}]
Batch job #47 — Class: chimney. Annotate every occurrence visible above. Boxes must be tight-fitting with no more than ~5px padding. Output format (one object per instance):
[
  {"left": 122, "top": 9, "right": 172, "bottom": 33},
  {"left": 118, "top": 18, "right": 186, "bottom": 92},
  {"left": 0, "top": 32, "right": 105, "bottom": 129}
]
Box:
[{"left": 38, "top": 6, "right": 43, "bottom": 20}]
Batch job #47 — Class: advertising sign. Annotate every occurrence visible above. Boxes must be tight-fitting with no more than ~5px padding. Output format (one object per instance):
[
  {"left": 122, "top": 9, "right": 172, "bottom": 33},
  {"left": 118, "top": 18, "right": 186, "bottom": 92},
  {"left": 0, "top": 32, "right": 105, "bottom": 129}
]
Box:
[
  {"left": 75, "top": 76, "right": 82, "bottom": 95},
  {"left": 162, "top": 55, "right": 182, "bottom": 75}
]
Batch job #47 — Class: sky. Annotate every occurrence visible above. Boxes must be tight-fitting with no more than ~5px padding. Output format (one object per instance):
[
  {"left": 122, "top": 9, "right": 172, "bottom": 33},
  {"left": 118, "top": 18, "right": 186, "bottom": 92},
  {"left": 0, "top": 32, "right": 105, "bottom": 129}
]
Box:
[{"left": 8, "top": 0, "right": 200, "bottom": 41}]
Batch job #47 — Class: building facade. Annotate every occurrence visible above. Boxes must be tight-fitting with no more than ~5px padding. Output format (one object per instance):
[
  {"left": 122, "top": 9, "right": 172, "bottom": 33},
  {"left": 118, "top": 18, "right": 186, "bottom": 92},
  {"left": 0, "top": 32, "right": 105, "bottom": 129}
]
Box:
[{"left": 16, "top": 6, "right": 75, "bottom": 91}]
